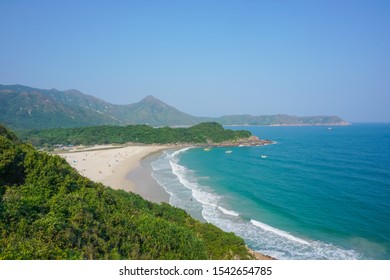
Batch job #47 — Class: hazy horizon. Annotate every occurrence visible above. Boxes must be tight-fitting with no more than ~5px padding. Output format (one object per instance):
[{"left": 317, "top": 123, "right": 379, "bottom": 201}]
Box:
[{"left": 1, "top": 1, "right": 389, "bottom": 122}]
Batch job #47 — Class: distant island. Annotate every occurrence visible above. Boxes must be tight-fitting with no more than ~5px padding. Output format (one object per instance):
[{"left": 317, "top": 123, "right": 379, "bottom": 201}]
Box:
[{"left": 0, "top": 84, "right": 350, "bottom": 130}]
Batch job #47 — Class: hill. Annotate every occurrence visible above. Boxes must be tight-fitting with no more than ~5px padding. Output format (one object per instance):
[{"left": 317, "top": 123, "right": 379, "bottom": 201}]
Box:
[
  {"left": 0, "top": 85, "right": 120, "bottom": 129},
  {"left": 122, "top": 95, "right": 199, "bottom": 126},
  {"left": 0, "top": 84, "right": 350, "bottom": 129},
  {"left": 18, "top": 122, "right": 261, "bottom": 148},
  {"left": 0, "top": 124, "right": 259, "bottom": 259},
  {"left": 0, "top": 85, "right": 199, "bottom": 129}
]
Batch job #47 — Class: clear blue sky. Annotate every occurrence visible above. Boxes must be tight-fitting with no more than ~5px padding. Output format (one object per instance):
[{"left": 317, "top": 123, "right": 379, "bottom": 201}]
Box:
[{"left": 1, "top": 0, "right": 389, "bottom": 122}]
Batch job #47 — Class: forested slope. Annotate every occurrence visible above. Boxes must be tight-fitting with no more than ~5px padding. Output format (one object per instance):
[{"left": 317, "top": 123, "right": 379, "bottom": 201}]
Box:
[{"left": 20, "top": 122, "right": 252, "bottom": 147}]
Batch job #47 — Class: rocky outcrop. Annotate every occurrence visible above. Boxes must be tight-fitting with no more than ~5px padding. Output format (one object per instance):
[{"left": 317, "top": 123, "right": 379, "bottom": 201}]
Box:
[{"left": 201, "top": 136, "right": 274, "bottom": 148}]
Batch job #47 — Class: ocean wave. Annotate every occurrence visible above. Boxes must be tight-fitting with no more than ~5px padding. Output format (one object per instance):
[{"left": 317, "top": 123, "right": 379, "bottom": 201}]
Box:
[
  {"left": 250, "top": 219, "right": 309, "bottom": 245},
  {"left": 218, "top": 206, "right": 240, "bottom": 217},
  {"left": 170, "top": 147, "right": 193, "bottom": 158},
  {"left": 150, "top": 148, "right": 361, "bottom": 260},
  {"left": 170, "top": 160, "right": 220, "bottom": 207}
]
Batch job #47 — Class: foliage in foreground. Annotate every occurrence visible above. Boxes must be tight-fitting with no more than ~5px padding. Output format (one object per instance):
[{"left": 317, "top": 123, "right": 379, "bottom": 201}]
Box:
[
  {"left": 18, "top": 122, "right": 252, "bottom": 147},
  {"left": 0, "top": 124, "right": 253, "bottom": 260}
]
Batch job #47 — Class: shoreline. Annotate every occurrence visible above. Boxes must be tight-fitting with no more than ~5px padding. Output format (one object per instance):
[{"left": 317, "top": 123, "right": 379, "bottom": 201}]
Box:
[
  {"left": 57, "top": 144, "right": 275, "bottom": 260},
  {"left": 126, "top": 150, "right": 171, "bottom": 203},
  {"left": 57, "top": 144, "right": 173, "bottom": 203}
]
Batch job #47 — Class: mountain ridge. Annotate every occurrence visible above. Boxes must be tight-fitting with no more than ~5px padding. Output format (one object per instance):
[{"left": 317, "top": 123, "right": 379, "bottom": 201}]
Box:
[{"left": 0, "top": 84, "right": 350, "bottom": 129}]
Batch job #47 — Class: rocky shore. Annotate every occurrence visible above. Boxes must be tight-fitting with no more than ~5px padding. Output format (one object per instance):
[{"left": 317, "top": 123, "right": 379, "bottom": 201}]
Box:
[{"left": 200, "top": 135, "right": 274, "bottom": 148}]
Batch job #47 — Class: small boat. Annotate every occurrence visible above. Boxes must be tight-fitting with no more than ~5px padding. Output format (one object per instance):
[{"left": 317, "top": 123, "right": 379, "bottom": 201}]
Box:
[
  {"left": 225, "top": 150, "right": 233, "bottom": 154},
  {"left": 204, "top": 148, "right": 211, "bottom": 151},
  {"left": 261, "top": 155, "right": 267, "bottom": 158}
]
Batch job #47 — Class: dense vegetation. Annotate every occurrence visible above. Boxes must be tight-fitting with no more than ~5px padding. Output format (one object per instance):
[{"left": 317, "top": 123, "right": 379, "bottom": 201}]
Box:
[
  {"left": 0, "top": 124, "right": 254, "bottom": 259},
  {"left": 0, "top": 85, "right": 120, "bottom": 130},
  {"left": 19, "top": 122, "right": 252, "bottom": 147}
]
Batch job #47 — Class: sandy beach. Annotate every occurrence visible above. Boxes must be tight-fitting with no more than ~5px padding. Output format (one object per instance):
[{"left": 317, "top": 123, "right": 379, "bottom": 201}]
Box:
[{"left": 58, "top": 145, "right": 172, "bottom": 203}]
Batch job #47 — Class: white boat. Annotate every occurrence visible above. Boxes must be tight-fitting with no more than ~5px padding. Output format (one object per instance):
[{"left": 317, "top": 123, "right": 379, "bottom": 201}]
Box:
[
  {"left": 204, "top": 148, "right": 211, "bottom": 151},
  {"left": 225, "top": 150, "right": 233, "bottom": 154},
  {"left": 261, "top": 155, "right": 267, "bottom": 158}
]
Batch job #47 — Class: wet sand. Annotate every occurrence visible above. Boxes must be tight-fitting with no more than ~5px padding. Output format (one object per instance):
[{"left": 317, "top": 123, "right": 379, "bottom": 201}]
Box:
[{"left": 58, "top": 145, "right": 171, "bottom": 203}]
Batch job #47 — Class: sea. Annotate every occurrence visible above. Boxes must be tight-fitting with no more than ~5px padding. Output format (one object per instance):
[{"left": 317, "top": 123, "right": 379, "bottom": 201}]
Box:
[{"left": 150, "top": 124, "right": 390, "bottom": 260}]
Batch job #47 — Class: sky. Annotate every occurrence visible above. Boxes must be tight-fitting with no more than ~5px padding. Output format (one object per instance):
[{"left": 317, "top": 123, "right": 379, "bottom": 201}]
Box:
[{"left": 1, "top": 0, "right": 389, "bottom": 122}]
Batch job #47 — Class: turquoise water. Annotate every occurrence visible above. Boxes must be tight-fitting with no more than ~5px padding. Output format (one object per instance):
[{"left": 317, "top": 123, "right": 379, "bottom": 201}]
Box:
[{"left": 151, "top": 124, "right": 390, "bottom": 259}]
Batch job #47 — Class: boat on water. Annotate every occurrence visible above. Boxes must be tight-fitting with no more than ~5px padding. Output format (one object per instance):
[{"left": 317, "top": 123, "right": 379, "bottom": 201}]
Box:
[
  {"left": 261, "top": 155, "right": 267, "bottom": 158},
  {"left": 204, "top": 148, "right": 211, "bottom": 151},
  {"left": 225, "top": 150, "right": 233, "bottom": 154}
]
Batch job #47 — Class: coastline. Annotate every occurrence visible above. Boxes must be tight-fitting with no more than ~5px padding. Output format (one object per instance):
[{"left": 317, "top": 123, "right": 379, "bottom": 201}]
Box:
[
  {"left": 126, "top": 150, "right": 171, "bottom": 203},
  {"left": 57, "top": 143, "right": 275, "bottom": 260},
  {"left": 57, "top": 144, "right": 172, "bottom": 203}
]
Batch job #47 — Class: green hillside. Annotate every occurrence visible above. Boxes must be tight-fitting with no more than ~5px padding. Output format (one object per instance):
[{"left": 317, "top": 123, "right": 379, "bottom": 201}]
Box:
[
  {"left": 0, "top": 85, "right": 200, "bottom": 129},
  {"left": 122, "top": 95, "right": 199, "bottom": 126},
  {"left": 0, "top": 85, "right": 120, "bottom": 129},
  {"left": 0, "top": 124, "right": 255, "bottom": 259},
  {"left": 19, "top": 122, "right": 252, "bottom": 147}
]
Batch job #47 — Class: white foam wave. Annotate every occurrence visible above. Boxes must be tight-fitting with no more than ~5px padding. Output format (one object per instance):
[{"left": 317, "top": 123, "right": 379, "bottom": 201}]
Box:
[
  {"left": 150, "top": 147, "right": 360, "bottom": 259},
  {"left": 171, "top": 147, "right": 192, "bottom": 158},
  {"left": 170, "top": 160, "right": 220, "bottom": 207},
  {"left": 218, "top": 206, "right": 239, "bottom": 217},
  {"left": 250, "top": 219, "right": 310, "bottom": 245}
]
